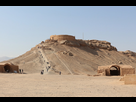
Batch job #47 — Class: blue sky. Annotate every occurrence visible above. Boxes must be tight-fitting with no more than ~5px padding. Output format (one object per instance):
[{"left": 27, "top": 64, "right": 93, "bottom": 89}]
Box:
[{"left": 0, "top": 6, "right": 136, "bottom": 57}]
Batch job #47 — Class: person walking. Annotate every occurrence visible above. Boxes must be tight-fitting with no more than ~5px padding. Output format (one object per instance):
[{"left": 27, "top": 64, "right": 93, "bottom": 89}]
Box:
[
  {"left": 22, "top": 69, "right": 23, "bottom": 74},
  {"left": 41, "top": 70, "right": 44, "bottom": 75},
  {"left": 19, "top": 69, "right": 21, "bottom": 73},
  {"left": 59, "top": 71, "right": 61, "bottom": 75},
  {"left": 41, "top": 70, "right": 43, "bottom": 75}
]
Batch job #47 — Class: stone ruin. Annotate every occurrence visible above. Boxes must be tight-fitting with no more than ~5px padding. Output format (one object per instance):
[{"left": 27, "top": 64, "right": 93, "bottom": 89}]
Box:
[
  {"left": 0, "top": 63, "right": 19, "bottom": 73},
  {"left": 50, "top": 35, "right": 75, "bottom": 41},
  {"left": 120, "top": 74, "right": 136, "bottom": 85},
  {"left": 97, "top": 64, "right": 135, "bottom": 76},
  {"left": 46, "top": 35, "right": 117, "bottom": 51}
]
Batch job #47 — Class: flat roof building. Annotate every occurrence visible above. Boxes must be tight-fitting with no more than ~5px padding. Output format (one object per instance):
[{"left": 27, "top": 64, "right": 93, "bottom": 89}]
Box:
[
  {"left": 0, "top": 63, "right": 19, "bottom": 73},
  {"left": 98, "top": 64, "right": 135, "bottom": 76}
]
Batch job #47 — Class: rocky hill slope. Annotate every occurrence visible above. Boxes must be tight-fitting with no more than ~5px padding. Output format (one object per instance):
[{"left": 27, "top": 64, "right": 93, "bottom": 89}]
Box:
[{"left": 2, "top": 37, "right": 136, "bottom": 75}]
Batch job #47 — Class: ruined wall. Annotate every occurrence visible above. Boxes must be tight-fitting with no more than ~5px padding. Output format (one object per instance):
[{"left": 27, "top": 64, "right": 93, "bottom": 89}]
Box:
[
  {"left": 97, "top": 66, "right": 108, "bottom": 73},
  {"left": 124, "top": 74, "right": 136, "bottom": 85},
  {"left": 0, "top": 64, "right": 19, "bottom": 73},
  {"left": 50, "top": 35, "right": 75, "bottom": 41},
  {"left": 10, "top": 65, "right": 19, "bottom": 73},
  {"left": 0, "top": 65, "right": 4, "bottom": 72},
  {"left": 98, "top": 65, "right": 135, "bottom": 76},
  {"left": 120, "top": 68, "right": 135, "bottom": 76},
  {"left": 97, "top": 66, "right": 110, "bottom": 76}
]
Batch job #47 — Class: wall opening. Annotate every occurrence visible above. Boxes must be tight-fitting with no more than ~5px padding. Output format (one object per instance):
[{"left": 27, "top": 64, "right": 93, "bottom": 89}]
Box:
[
  {"left": 4, "top": 65, "right": 11, "bottom": 73},
  {"left": 110, "top": 66, "right": 120, "bottom": 76}
]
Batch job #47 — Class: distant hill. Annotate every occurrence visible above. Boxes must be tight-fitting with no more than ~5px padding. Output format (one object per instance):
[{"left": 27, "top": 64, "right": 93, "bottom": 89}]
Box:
[
  {"left": 3, "top": 35, "right": 136, "bottom": 75},
  {"left": 0, "top": 56, "right": 14, "bottom": 62}
]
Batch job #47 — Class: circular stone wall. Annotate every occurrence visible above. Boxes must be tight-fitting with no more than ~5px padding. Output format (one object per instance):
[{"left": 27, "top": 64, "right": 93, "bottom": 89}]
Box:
[{"left": 50, "top": 35, "right": 75, "bottom": 41}]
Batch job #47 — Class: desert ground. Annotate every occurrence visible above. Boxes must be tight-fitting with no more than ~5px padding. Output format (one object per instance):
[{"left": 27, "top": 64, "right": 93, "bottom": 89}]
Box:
[{"left": 0, "top": 73, "right": 136, "bottom": 97}]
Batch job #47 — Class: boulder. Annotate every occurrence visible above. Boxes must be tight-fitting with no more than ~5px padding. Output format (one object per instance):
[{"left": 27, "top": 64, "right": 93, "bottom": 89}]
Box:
[
  {"left": 119, "top": 61, "right": 123, "bottom": 64},
  {"left": 45, "top": 39, "right": 51, "bottom": 43},
  {"left": 41, "top": 41, "right": 44, "bottom": 44},
  {"left": 65, "top": 41, "right": 80, "bottom": 47},
  {"left": 76, "top": 40, "right": 87, "bottom": 46},
  {"left": 62, "top": 51, "right": 73, "bottom": 56},
  {"left": 68, "top": 52, "right": 73, "bottom": 56},
  {"left": 59, "top": 40, "right": 68, "bottom": 44}
]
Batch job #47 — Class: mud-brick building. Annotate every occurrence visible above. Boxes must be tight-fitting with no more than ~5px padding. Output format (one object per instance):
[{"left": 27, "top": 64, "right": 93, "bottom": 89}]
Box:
[
  {"left": 50, "top": 35, "right": 75, "bottom": 41},
  {"left": 0, "top": 63, "right": 19, "bottom": 73},
  {"left": 98, "top": 64, "right": 135, "bottom": 76}
]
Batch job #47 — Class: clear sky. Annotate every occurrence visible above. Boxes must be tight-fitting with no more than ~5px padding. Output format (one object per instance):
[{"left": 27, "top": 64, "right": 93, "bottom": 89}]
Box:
[{"left": 0, "top": 6, "right": 136, "bottom": 57}]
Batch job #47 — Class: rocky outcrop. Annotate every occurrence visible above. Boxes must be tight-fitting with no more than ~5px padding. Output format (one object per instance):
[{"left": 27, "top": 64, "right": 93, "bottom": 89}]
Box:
[
  {"left": 41, "top": 41, "right": 44, "bottom": 44},
  {"left": 119, "top": 50, "right": 136, "bottom": 57},
  {"left": 59, "top": 40, "right": 80, "bottom": 47},
  {"left": 58, "top": 39, "right": 117, "bottom": 51},
  {"left": 62, "top": 51, "right": 73, "bottom": 56},
  {"left": 83, "top": 40, "right": 117, "bottom": 51}
]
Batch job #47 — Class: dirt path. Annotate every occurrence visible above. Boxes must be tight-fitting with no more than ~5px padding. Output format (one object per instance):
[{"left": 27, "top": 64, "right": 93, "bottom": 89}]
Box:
[
  {"left": 0, "top": 74, "right": 136, "bottom": 97},
  {"left": 53, "top": 52, "right": 73, "bottom": 75}
]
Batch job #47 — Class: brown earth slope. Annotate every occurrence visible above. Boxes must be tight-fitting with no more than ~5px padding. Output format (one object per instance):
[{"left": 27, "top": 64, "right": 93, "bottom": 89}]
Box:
[{"left": 2, "top": 38, "right": 136, "bottom": 75}]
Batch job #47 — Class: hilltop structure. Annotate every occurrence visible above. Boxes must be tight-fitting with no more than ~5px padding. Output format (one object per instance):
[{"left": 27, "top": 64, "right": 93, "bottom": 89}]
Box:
[
  {"left": 50, "top": 35, "right": 75, "bottom": 41},
  {"left": 49, "top": 35, "right": 117, "bottom": 51}
]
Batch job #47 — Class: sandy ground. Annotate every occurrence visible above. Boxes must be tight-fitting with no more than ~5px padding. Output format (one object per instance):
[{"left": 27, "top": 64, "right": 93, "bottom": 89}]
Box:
[{"left": 0, "top": 73, "right": 136, "bottom": 97}]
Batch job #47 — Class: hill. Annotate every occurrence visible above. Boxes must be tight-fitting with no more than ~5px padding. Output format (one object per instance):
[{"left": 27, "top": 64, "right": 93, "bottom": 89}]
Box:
[
  {"left": 2, "top": 35, "right": 136, "bottom": 75},
  {"left": 0, "top": 56, "right": 14, "bottom": 62}
]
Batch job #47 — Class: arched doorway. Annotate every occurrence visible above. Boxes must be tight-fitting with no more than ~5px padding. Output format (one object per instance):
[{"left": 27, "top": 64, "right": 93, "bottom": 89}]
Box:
[
  {"left": 4, "top": 65, "right": 11, "bottom": 73},
  {"left": 110, "top": 66, "right": 120, "bottom": 76}
]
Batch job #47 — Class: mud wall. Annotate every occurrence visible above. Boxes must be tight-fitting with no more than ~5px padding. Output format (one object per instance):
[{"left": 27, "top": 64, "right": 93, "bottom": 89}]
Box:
[
  {"left": 0, "top": 65, "right": 4, "bottom": 72},
  {"left": 124, "top": 74, "right": 136, "bottom": 85},
  {"left": 98, "top": 65, "right": 135, "bottom": 76},
  {"left": 97, "top": 66, "right": 110, "bottom": 76},
  {"left": 0, "top": 64, "right": 19, "bottom": 73},
  {"left": 120, "top": 68, "right": 135, "bottom": 76},
  {"left": 50, "top": 35, "right": 75, "bottom": 41},
  {"left": 10, "top": 65, "right": 19, "bottom": 73}
]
